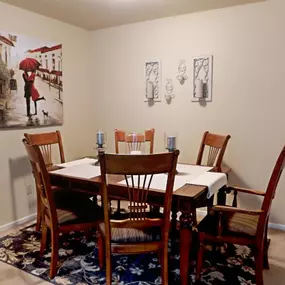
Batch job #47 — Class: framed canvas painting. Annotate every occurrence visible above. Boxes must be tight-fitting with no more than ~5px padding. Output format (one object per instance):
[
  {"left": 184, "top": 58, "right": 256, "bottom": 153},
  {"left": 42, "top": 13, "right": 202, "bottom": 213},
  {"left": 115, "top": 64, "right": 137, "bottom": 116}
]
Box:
[{"left": 0, "top": 32, "right": 63, "bottom": 128}]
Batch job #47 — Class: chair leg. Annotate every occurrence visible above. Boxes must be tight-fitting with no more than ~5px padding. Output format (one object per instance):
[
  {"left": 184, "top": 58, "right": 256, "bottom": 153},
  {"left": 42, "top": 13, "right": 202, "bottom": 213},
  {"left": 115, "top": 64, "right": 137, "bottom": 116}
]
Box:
[
  {"left": 255, "top": 245, "right": 264, "bottom": 285},
  {"left": 49, "top": 230, "right": 59, "bottom": 279},
  {"left": 161, "top": 248, "right": 168, "bottom": 285},
  {"left": 116, "top": 200, "right": 121, "bottom": 214},
  {"left": 263, "top": 222, "right": 270, "bottom": 269},
  {"left": 98, "top": 234, "right": 105, "bottom": 269},
  {"left": 105, "top": 257, "right": 112, "bottom": 285},
  {"left": 35, "top": 193, "right": 42, "bottom": 231},
  {"left": 255, "top": 250, "right": 263, "bottom": 285},
  {"left": 196, "top": 241, "right": 205, "bottom": 281},
  {"left": 40, "top": 222, "right": 48, "bottom": 255},
  {"left": 263, "top": 239, "right": 269, "bottom": 269},
  {"left": 192, "top": 209, "right": 197, "bottom": 226}
]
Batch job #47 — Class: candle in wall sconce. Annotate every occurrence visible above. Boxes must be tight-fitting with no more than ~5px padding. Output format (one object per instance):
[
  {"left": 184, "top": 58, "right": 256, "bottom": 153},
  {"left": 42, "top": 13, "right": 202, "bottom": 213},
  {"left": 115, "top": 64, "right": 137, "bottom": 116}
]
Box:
[
  {"left": 195, "top": 79, "right": 205, "bottom": 99},
  {"left": 146, "top": 80, "right": 154, "bottom": 100}
]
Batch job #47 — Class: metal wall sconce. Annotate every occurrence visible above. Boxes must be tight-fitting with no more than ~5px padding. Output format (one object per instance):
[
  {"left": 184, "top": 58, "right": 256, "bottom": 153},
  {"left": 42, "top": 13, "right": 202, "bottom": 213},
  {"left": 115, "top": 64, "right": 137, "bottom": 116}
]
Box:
[
  {"left": 165, "top": 79, "right": 175, "bottom": 101},
  {"left": 192, "top": 55, "right": 213, "bottom": 102},
  {"left": 177, "top": 60, "right": 188, "bottom": 85},
  {"left": 145, "top": 60, "right": 161, "bottom": 102}
]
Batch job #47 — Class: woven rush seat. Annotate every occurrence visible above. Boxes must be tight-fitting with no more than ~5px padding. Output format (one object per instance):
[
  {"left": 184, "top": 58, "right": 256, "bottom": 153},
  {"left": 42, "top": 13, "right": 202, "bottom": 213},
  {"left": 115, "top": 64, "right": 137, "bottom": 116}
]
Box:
[
  {"left": 99, "top": 222, "right": 161, "bottom": 243},
  {"left": 198, "top": 211, "right": 258, "bottom": 237},
  {"left": 227, "top": 212, "right": 258, "bottom": 236},
  {"left": 53, "top": 190, "right": 103, "bottom": 225}
]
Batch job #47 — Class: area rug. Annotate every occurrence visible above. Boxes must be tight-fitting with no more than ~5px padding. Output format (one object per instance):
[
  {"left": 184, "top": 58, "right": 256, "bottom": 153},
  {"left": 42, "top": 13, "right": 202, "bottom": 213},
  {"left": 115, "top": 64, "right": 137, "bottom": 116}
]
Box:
[{"left": 0, "top": 225, "right": 256, "bottom": 285}]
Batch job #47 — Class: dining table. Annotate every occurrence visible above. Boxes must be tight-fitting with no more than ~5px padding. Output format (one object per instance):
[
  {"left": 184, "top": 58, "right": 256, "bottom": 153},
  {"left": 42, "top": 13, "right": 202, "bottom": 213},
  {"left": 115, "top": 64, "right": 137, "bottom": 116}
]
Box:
[{"left": 49, "top": 158, "right": 231, "bottom": 285}]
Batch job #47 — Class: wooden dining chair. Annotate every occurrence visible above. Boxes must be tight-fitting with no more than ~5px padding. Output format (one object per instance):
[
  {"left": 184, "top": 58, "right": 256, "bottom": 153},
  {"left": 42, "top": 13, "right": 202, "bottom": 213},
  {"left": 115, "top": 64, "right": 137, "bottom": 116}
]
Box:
[
  {"left": 196, "top": 146, "right": 285, "bottom": 285},
  {"left": 24, "top": 130, "right": 65, "bottom": 168},
  {"left": 113, "top": 128, "right": 155, "bottom": 213},
  {"left": 193, "top": 131, "right": 231, "bottom": 223},
  {"left": 114, "top": 128, "right": 155, "bottom": 154},
  {"left": 98, "top": 150, "right": 179, "bottom": 285},
  {"left": 196, "top": 131, "right": 231, "bottom": 171},
  {"left": 24, "top": 130, "right": 66, "bottom": 231},
  {"left": 23, "top": 139, "right": 103, "bottom": 279}
]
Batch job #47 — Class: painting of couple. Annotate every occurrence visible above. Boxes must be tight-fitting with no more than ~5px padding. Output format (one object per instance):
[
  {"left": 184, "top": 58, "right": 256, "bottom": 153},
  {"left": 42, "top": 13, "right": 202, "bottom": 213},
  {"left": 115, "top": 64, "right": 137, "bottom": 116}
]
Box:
[
  {"left": 23, "top": 71, "right": 45, "bottom": 117},
  {"left": 0, "top": 31, "right": 63, "bottom": 128}
]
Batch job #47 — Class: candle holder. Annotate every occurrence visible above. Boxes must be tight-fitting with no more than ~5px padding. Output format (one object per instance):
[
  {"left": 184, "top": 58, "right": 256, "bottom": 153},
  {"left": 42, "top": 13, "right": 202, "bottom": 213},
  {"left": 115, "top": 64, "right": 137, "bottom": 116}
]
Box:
[
  {"left": 165, "top": 132, "right": 178, "bottom": 174},
  {"left": 94, "top": 130, "right": 106, "bottom": 166}
]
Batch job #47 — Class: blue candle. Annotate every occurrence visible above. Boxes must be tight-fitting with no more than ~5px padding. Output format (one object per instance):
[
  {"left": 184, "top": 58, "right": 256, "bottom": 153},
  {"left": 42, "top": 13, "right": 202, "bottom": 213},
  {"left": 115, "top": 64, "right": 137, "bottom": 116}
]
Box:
[
  {"left": 97, "top": 131, "right": 104, "bottom": 146},
  {"left": 167, "top": 136, "right": 176, "bottom": 151}
]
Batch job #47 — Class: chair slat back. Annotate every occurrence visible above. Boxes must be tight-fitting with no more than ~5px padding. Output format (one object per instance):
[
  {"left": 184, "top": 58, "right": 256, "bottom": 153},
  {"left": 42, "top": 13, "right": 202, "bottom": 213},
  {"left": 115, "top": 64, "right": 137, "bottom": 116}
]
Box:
[
  {"left": 22, "top": 139, "right": 58, "bottom": 226},
  {"left": 24, "top": 131, "right": 65, "bottom": 168},
  {"left": 125, "top": 133, "right": 145, "bottom": 153},
  {"left": 196, "top": 131, "right": 231, "bottom": 169},
  {"left": 99, "top": 151, "right": 179, "bottom": 242},
  {"left": 115, "top": 129, "right": 155, "bottom": 154}
]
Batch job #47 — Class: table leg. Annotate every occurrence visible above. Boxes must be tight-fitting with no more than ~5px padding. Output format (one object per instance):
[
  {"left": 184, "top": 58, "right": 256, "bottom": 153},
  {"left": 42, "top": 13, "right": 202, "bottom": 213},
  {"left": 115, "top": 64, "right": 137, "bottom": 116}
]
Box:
[
  {"left": 217, "top": 186, "right": 227, "bottom": 205},
  {"left": 180, "top": 212, "right": 193, "bottom": 285}
]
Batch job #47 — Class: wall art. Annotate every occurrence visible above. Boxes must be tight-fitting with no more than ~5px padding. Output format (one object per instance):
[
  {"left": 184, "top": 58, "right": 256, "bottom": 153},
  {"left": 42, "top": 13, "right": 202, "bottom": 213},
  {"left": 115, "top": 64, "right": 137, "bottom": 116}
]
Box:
[
  {"left": 176, "top": 60, "right": 188, "bottom": 85},
  {"left": 0, "top": 31, "right": 63, "bottom": 128},
  {"left": 165, "top": 79, "right": 175, "bottom": 100},
  {"left": 145, "top": 60, "right": 161, "bottom": 102},
  {"left": 192, "top": 55, "right": 213, "bottom": 102}
]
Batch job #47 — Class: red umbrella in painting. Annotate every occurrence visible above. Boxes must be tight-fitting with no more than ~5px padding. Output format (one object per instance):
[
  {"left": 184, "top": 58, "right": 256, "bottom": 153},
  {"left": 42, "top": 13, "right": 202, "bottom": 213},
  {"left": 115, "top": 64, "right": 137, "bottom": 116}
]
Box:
[{"left": 19, "top": 58, "right": 41, "bottom": 72}]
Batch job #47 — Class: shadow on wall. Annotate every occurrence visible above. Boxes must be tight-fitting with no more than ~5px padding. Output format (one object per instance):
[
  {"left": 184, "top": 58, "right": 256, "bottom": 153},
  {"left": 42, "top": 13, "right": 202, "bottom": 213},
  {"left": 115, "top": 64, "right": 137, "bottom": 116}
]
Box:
[{"left": 9, "top": 156, "right": 36, "bottom": 227}]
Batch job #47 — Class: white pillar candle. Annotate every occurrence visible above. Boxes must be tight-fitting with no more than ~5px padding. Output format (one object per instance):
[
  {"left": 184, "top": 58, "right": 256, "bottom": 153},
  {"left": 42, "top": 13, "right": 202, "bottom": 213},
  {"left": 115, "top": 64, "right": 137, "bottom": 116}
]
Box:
[
  {"left": 97, "top": 131, "right": 104, "bottom": 146},
  {"left": 167, "top": 136, "right": 176, "bottom": 151},
  {"left": 147, "top": 81, "right": 154, "bottom": 99},
  {"left": 195, "top": 79, "right": 204, "bottom": 99}
]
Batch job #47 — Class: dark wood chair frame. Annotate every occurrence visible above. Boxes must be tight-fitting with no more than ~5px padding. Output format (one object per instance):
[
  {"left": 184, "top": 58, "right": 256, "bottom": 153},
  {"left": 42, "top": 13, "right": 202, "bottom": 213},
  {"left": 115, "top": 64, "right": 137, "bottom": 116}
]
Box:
[
  {"left": 196, "top": 131, "right": 231, "bottom": 171},
  {"left": 196, "top": 146, "right": 285, "bottom": 285},
  {"left": 98, "top": 150, "right": 179, "bottom": 285},
  {"left": 115, "top": 128, "right": 155, "bottom": 154},
  {"left": 23, "top": 139, "right": 101, "bottom": 279},
  {"left": 114, "top": 128, "right": 155, "bottom": 213},
  {"left": 24, "top": 130, "right": 65, "bottom": 231}
]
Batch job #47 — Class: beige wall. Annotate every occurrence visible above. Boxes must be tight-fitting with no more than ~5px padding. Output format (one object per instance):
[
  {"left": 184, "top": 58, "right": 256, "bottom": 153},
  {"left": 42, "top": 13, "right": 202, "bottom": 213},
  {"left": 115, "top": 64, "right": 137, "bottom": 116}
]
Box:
[
  {"left": 1, "top": 0, "right": 285, "bottom": 227},
  {"left": 0, "top": 2, "right": 94, "bottom": 226},
  {"left": 91, "top": 0, "right": 285, "bottom": 224}
]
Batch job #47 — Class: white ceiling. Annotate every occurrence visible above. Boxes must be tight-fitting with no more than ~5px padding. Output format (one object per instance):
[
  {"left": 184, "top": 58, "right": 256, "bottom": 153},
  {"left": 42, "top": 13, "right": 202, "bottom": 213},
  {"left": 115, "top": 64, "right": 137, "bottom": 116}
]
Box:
[{"left": 0, "top": 0, "right": 263, "bottom": 30}]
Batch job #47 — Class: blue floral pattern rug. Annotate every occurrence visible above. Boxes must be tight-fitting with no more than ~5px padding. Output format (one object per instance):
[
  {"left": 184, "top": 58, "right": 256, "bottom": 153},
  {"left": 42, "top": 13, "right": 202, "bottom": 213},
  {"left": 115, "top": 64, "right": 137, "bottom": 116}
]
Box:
[{"left": 0, "top": 225, "right": 256, "bottom": 285}]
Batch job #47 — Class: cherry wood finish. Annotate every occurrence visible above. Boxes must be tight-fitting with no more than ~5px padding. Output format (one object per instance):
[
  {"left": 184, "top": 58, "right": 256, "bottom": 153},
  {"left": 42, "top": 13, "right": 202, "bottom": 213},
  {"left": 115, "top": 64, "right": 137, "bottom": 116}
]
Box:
[
  {"left": 98, "top": 151, "right": 179, "bottom": 285},
  {"left": 196, "top": 131, "right": 231, "bottom": 170},
  {"left": 24, "top": 130, "right": 65, "bottom": 168},
  {"left": 23, "top": 139, "right": 102, "bottom": 279},
  {"left": 114, "top": 128, "right": 155, "bottom": 154},
  {"left": 196, "top": 146, "right": 285, "bottom": 285},
  {"left": 193, "top": 131, "right": 231, "bottom": 223},
  {"left": 24, "top": 131, "right": 65, "bottom": 231},
  {"left": 114, "top": 128, "right": 155, "bottom": 213},
  {"left": 49, "top": 163, "right": 228, "bottom": 285}
]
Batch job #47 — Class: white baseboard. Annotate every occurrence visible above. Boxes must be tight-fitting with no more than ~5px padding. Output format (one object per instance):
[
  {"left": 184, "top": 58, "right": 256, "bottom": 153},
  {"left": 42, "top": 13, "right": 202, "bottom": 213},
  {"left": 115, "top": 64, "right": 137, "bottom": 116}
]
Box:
[
  {"left": 197, "top": 209, "right": 285, "bottom": 232},
  {"left": 267, "top": 223, "right": 285, "bottom": 231},
  {"left": 0, "top": 213, "right": 36, "bottom": 233}
]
